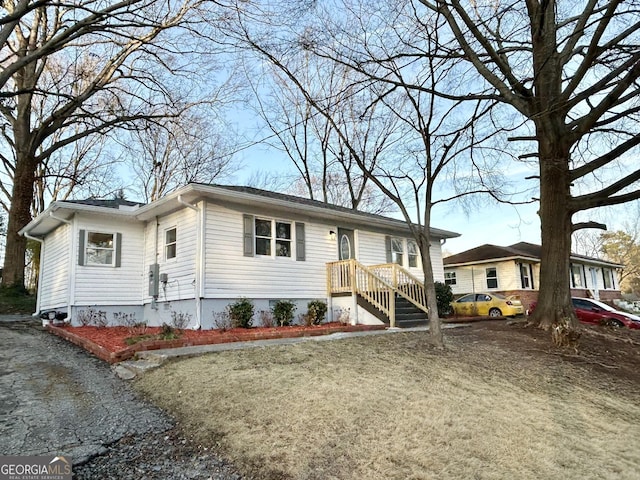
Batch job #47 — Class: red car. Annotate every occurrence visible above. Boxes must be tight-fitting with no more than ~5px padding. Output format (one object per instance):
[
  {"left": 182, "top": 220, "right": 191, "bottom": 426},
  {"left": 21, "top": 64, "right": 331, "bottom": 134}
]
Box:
[{"left": 528, "top": 297, "right": 640, "bottom": 329}]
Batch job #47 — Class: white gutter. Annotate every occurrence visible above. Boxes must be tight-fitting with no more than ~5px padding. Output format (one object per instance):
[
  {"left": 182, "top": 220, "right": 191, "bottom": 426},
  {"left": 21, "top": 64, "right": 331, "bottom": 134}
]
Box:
[{"left": 22, "top": 232, "right": 44, "bottom": 317}]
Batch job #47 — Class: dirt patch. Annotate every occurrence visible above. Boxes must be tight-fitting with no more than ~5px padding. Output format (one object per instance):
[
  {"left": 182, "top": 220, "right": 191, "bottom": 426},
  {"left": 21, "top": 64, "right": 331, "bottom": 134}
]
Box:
[
  {"left": 135, "top": 321, "right": 640, "bottom": 480},
  {"left": 457, "top": 320, "right": 640, "bottom": 384}
]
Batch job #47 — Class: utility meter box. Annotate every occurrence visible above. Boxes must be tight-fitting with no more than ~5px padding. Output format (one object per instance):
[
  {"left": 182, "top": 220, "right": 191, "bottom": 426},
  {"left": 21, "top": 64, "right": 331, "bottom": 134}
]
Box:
[{"left": 148, "top": 263, "right": 160, "bottom": 296}]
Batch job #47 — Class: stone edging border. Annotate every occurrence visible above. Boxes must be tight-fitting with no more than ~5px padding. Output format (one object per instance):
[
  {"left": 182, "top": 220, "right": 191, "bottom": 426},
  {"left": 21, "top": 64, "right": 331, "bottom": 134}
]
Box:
[{"left": 47, "top": 324, "right": 387, "bottom": 364}]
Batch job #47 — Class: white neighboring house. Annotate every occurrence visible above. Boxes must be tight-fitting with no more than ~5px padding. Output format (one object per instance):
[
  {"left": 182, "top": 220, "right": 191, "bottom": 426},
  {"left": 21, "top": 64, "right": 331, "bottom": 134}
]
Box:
[
  {"left": 21, "top": 183, "right": 459, "bottom": 328},
  {"left": 443, "top": 242, "right": 623, "bottom": 312}
]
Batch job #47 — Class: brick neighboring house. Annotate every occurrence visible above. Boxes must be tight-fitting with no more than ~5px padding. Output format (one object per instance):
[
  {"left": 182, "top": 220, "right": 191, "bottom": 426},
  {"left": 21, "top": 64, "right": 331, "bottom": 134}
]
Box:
[{"left": 443, "top": 242, "right": 623, "bottom": 312}]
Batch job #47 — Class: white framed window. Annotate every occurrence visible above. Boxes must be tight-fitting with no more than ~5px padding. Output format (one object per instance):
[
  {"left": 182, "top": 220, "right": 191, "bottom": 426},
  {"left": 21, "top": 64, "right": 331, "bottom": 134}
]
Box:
[
  {"left": 407, "top": 240, "right": 419, "bottom": 268},
  {"left": 275, "top": 221, "right": 292, "bottom": 257},
  {"left": 391, "top": 237, "right": 404, "bottom": 265},
  {"left": 602, "top": 268, "right": 614, "bottom": 289},
  {"left": 255, "top": 218, "right": 292, "bottom": 257},
  {"left": 520, "top": 263, "right": 533, "bottom": 289},
  {"left": 445, "top": 271, "right": 456, "bottom": 286},
  {"left": 571, "top": 264, "right": 584, "bottom": 288},
  {"left": 244, "top": 215, "right": 304, "bottom": 261},
  {"left": 486, "top": 267, "right": 498, "bottom": 289},
  {"left": 165, "top": 227, "right": 177, "bottom": 260},
  {"left": 255, "top": 218, "right": 272, "bottom": 256},
  {"left": 81, "top": 231, "right": 120, "bottom": 267}
]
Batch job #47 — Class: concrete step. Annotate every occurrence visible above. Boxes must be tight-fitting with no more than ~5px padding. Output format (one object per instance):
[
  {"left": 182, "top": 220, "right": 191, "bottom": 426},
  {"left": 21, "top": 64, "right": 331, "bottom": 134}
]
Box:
[{"left": 112, "top": 356, "right": 166, "bottom": 379}]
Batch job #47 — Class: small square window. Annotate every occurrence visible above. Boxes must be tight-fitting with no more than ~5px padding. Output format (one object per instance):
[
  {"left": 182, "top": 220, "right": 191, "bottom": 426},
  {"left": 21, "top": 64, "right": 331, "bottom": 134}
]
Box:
[
  {"left": 445, "top": 272, "right": 456, "bottom": 286},
  {"left": 86, "top": 232, "right": 114, "bottom": 265}
]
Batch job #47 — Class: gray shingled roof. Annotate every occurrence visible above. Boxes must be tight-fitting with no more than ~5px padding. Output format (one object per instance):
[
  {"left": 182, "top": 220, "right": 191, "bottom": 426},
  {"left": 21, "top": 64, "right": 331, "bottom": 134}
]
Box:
[
  {"left": 210, "top": 184, "right": 392, "bottom": 219},
  {"left": 64, "top": 198, "right": 145, "bottom": 208},
  {"left": 195, "top": 183, "right": 458, "bottom": 238}
]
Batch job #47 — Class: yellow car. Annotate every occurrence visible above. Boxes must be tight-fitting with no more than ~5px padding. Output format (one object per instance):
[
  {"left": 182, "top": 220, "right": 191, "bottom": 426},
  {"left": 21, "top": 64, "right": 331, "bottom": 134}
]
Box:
[{"left": 451, "top": 293, "right": 524, "bottom": 317}]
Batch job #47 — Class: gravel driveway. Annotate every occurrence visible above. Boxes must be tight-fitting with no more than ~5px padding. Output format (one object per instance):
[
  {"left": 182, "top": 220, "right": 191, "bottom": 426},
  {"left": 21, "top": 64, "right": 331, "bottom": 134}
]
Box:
[{"left": 0, "top": 317, "right": 246, "bottom": 479}]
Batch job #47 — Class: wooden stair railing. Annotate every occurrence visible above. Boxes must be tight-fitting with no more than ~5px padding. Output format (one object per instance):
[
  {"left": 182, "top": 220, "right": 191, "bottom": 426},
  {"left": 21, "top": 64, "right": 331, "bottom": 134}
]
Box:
[
  {"left": 368, "top": 263, "right": 429, "bottom": 315},
  {"left": 327, "top": 260, "right": 429, "bottom": 327}
]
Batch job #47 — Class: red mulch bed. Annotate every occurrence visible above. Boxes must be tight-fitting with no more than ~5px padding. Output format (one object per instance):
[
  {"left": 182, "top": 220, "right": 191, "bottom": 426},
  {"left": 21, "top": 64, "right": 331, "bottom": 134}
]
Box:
[{"left": 47, "top": 322, "right": 386, "bottom": 364}]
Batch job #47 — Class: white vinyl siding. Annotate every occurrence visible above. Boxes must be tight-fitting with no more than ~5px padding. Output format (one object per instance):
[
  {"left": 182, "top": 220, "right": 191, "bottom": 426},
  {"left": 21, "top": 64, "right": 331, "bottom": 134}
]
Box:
[
  {"left": 74, "top": 216, "right": 144, "bottom": 305},
  {"left": 153, "top": 209, "right": 198, "bottom": 302},
  {"left": 444, "top": 261, "right": 524, "bottom": 295},
  {"left": 444, "top": 259, "right": 620, "bottom": 295},
  {"left": 582, "top": 265, "right": 618, "bottom": 293},
  {"left": 358, "top": 231, "right": 440, "bottom": 280},
  {"left": 204, "top": 204, "right": 335, "bottom": 299},
  {"left": 39, "top": 223, "right": 71, "bottom": 310}
]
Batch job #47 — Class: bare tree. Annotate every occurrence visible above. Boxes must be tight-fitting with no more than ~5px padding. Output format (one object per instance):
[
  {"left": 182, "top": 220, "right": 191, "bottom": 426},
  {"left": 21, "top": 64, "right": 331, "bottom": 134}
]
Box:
[
  {"left": 219, "top": 1, "right": 521, "bottom": 347},
  {"left": 0, "top": 0, "right": 204, "bottom": 287},
  {"left": 123, "top": 109, "right": 236, "bottom": 202},
  {"left": 295, "top": 0, "right": 640, "bottom": 339},
  {"left": 404, "top": 0, "right": 640, "bottom": 340},
  {"left": 599, "top": 205, "right": 640, "bottom": 294},
  {"left": 245, "top": 52, "right": 397, "bottom": 214}
]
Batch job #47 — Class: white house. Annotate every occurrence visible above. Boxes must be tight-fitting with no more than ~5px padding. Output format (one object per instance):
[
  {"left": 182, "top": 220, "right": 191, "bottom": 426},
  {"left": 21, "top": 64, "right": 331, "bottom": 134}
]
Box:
[
  {"left": 21, "top": 183, "right": 459, "bottom": 328},
  {"left": 443, "top": 242, "right": 623, "bottom": 311}
]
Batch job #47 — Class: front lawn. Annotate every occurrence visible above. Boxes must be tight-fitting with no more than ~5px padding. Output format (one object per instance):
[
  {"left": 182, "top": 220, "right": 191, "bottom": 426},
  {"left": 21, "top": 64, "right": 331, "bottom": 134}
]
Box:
[{"left": 135, "top": 323, "right": 640, "bottom": 480}]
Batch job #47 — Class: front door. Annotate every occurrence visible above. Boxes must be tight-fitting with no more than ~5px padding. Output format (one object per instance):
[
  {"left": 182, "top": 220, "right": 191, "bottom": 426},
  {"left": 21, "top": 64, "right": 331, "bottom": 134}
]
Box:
[{"left": 338, "top": 228, "right": 355, "bottom": 260}]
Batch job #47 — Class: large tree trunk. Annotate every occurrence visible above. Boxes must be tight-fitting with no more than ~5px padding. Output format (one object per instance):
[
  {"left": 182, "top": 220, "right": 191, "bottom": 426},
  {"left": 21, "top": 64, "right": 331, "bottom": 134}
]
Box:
[
  {"left": 2, "top": 77, "right": 37, "bottom": 288},
  {"left": 526, "top": 0, "right": 579, "bottom": 343},
  {"left": 418, "top": 232, "right": 443, "bottom": 348},
  {"left": 532, "top": 152, "right": 577, "bottom": 332},
  {"left": 2, "top": 156, "right": 37, "bottom": 288}
]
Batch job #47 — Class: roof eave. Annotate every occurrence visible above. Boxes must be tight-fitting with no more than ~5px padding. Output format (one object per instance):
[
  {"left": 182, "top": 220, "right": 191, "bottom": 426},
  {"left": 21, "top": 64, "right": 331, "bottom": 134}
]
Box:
[
  {"left": 20, "top": 201, "right": 141, "bottom": 237},
  {"left": 443, "top": 254, "right": 623, "bottom": 269},
  {"left": 444, "top": 255, "right": 540, "bottom": 267}
]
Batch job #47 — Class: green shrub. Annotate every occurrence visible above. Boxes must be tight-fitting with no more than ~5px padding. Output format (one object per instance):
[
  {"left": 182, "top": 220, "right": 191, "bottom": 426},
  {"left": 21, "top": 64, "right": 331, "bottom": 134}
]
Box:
[
  {"left": 306, "top": 300, "right": 328, "bottom": 325},
  {"left": 228, "top": 298, "right": 254, "bottom": 328},
  {"left": 272, "top": 300, "right": 297, "bottom": 327},
  {"left": 435, "top": 281, "right": 454, "bottom": 317}
]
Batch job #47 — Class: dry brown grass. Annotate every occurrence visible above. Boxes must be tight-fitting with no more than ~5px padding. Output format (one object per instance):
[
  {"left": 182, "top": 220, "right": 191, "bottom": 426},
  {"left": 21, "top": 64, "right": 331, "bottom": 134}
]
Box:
[{"left": 135, "top": 331, "right": 640, "bottom": 480}]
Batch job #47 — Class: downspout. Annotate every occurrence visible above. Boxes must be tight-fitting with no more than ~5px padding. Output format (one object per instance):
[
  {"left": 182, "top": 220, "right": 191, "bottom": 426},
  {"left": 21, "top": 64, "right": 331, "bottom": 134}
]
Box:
[
  {"left": 22, "top": 232, "right": 44, "bottom": 317},
  {"left": 152, "top": 217, "right": 159, "bottom": 311},
  {"left": 177, "top": 195, "right": 202, "bottom": 329}
]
